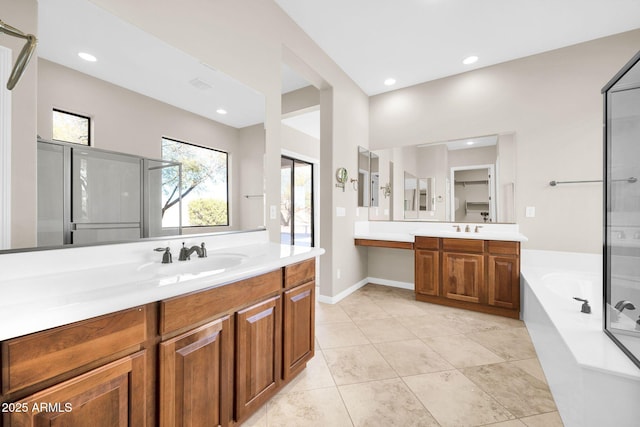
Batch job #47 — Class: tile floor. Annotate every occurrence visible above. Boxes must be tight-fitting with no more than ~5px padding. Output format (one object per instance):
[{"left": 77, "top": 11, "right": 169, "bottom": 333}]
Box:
[{"left": 244, "top": 284, "right": 564, "bottom": 427}]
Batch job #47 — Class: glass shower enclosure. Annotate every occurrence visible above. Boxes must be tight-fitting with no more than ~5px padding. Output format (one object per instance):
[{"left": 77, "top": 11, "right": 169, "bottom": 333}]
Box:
[
  {"left": 37, "top": 139, "right": 181, "bottom": 246},
  {"left": 603, "top": 50, "right": 640, "bottom": 369}
]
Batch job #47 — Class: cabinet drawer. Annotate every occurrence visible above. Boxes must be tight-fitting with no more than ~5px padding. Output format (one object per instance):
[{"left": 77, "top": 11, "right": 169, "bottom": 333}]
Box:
[
  {"left": 160, "top": 269, "right": 282, "bottom": 335},
  {"left": 442, "top": 238, "right": 484, "bottom": 253},
  {"left": 2, "top": 306, "right": 147, "bottom": 394},
  {"left": 487, "top": 240, "right": 520, "bottom": 255},
  {"left": 415, "top": 236, "right": 439, "bottom": 250},
  {"left": 8, "top": 350, "right": 147, "bottom": 427},
  {"left": 284, "top": 259, "right": 315, "bottom": 289}
]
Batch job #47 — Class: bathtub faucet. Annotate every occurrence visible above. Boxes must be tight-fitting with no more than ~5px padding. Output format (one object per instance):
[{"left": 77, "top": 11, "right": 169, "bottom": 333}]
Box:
[
  {"left": 614, "top": 300, "right": 636, "bottom": 313},
  {"left": 573, "top": 297, "right": 591, "bottom": 314},
  {"left": 612, "top": 300, "right": 636, "bottom": 322}
]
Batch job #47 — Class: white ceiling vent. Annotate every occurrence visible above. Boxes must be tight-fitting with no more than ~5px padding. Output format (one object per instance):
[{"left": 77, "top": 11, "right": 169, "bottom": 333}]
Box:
[{"left": 189, "top": 77, "right": 213, "bottom": 91}]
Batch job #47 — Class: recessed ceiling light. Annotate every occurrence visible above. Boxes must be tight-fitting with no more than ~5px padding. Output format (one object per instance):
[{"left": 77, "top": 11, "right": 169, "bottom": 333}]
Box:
[
  {"left": 384, "top": 78, "right": 396, "bottom": 86},
  {"left": 462, "top": 55, "right": 478, "bottom": 65},
  {"left": 78, "top": 52, "right": 97, "bottom": 62},
  {"left": 216, "top": 109, "right": 228, "bottom": 115},
  {"left": 466, "top": 141, "right": 475, "bottom": 145}
]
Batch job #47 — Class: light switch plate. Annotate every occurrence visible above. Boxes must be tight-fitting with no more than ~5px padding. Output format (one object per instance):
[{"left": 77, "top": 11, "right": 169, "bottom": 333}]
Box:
[
  {"left": 270, "top": 205, "right": 277, "bottom": 220},
  {"left": 526, "top": 206, "right": 535, "bottom": 217}
]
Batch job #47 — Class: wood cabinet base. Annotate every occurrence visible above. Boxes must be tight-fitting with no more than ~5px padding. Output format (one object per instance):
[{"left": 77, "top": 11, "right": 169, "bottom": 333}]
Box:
[
  {"left": 414, "top": 237, "right": 520, "bottom": 319},
  {"left": 415, "top": 293, "right": 520, "bottom": 319}
]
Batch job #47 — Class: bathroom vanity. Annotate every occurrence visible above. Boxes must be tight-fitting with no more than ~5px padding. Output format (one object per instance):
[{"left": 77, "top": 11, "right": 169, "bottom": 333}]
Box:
[
  {"left": 355, "top": 221, "right": 526, "bottom": 318},
  {"left": 414, "top": 236, "right": 520, "bottom": 318},
  {"left": 0, "top": 230, "right": 322, "bottom": 426}
]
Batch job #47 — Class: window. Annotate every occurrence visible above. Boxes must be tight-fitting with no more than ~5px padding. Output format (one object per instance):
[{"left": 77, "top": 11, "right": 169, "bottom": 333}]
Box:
[
  {"left": 161, "top": 137, "right": 229, "bottom": 227},
  {"left": 52, "top": 109, "right": 90, "bottom": 145}
]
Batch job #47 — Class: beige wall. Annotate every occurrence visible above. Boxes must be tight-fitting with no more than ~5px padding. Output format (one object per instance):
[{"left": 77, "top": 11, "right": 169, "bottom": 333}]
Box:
[
  {"left": 237, "top": 124, "right": 266, "bottom": 229},
  {"left": 370, "top": 29, "right": 640, "bottom": 252},
  {"left": 2, "top": 0, "right": 38, "bottom": 248},
  {"left": 281, "top": 125, "right": 320, "bottom": 160}
]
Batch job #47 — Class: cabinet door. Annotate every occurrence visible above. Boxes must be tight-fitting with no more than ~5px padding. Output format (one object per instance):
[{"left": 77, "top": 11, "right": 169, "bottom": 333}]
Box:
[
  {"left": 488, "top": 255, "right": 520, "bottom": 310},
  {"left": 235, "top": 296, "right": 282, "bottom": 422},
  {"left": 415, "top": 249, "right": 440, "bottom": 296},
  {"left": 7, "top": 351, "right": 146, "bottom": 427},
  {"left": 283, "top": 282, "right": 315, "bottom": 381},
  {"left": 159, "top": 316, "right": 232, "bottom": 427},
  {"left": 442, "top": 252, "right": 484, "bottom": 303}
]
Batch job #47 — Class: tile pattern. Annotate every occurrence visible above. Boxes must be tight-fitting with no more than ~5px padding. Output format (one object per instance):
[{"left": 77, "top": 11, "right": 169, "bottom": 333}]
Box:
[{"left": 243, "top": 284, "right": 563, "bottom": 427}]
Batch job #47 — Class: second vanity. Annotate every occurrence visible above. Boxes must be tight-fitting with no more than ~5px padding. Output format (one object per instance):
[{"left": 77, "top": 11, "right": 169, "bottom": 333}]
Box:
[
  {"left": 0, "top": 230, "right": 323, "bottom": 426},
  {"left": 355, "top": 221, "right": 527, "bottom": 319}
]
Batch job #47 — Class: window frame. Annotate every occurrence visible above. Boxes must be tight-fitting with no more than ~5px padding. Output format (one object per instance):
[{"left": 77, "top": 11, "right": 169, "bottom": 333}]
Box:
[
  {"left": 52, "top": 108, "right": 92, "bottom": 146},
  {"left": 161, "top": 136, "right": 230, "bottom": 228}
]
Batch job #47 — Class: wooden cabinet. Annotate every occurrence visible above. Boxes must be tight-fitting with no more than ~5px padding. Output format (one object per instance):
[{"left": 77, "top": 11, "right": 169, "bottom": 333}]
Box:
[
  {"left": 1, "top": 258, "right": 318, "bottom": 427},
  {"left": 415, "top": 249, "right": 439, "bottom": 296},
  {"left": 487, "top": 241, "right": 520, "bottom": 310},
  {"left": 441, "top": 238, "right": 484, "bottom": 304},
  {"left": 414, "top": 238, "right": 520, "bottom": 318},
  {"left": 6, "top": 351, "right": 146, "bottom": 427},
  {"left": 415, "top": 237, "right": 440, "bottom": 297},
  {"left": 1, "top": 306, "right": 152, "bottom": 427},
  {"left": 282, "top": 259, "right": 316, "bottom": 382},
  {"left": 235, "top": 296, "right": 282, "bottom": 422},
  {"left": 159, "top": 317, "right": 232, "bottom": 427},
  {"left": 442, "top": 251, "right": 484, "bottom": 303},
  {"left": 283, "top": 281, "right": 315, "bottom": 380}
]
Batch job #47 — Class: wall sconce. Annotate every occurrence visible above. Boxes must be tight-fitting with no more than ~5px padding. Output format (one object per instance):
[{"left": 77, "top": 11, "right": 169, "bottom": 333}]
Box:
[{"left": 381, "top": 182, "right": 391, "bottom": 198}]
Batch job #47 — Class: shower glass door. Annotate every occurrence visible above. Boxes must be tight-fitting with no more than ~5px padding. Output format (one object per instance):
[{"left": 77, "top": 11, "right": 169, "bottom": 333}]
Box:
[{"left": 604, "top": 50, "right": 640, "bottom": 369}]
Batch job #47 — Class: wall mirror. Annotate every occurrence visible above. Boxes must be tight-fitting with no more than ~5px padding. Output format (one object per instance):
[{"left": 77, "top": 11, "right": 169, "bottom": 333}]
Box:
[
  {"left": 357, "top": 146, "right": 382, "bottom": 209},
  {"left": 6, "top": 0, "right": 266, "bottom": 251},
  {"left": 357, "top": 146, "right": 371, "bottom": 207},
  {"left": 371, "top": 133, "right": 516, "bottom": 223}
]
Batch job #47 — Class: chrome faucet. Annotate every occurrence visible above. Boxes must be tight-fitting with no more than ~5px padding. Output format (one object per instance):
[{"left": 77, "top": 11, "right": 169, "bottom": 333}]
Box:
[
  {"left": 465, "top": 225, "right": 470, "bottom": 232},
  {"left": 178, "top": 242, "right": 207, "bottom": 261},
  {"left": 154, "top": 247, "right": 173, "bottom": 264},
  {"left": 452, "top": 225, "right": 461, "bottom": 232},
  {"left": 474, "top": 225, "right": 483, "bottom": 233},
  {"left": 612, "top": 300, "right": 636, "bottom": 321}
]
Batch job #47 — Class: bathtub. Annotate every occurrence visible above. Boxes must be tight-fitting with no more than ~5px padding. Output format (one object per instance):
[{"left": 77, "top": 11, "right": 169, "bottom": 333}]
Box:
[{"left": 521, "top": 250, "right": 640, "bottom": 427}]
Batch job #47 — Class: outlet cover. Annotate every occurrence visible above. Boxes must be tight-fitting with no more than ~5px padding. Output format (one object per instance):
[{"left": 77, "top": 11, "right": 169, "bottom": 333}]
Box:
[{"left": 525, "top": 206, "right": 535, "bottom": 218}]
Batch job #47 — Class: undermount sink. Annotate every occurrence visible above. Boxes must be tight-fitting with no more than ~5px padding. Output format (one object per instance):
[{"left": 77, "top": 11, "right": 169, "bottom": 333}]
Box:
[{"left": 137, "top": 252, "right": 249, "bottom": 279}]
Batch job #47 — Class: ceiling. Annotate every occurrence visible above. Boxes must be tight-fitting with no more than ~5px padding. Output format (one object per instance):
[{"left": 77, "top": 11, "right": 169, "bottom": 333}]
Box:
[{"left": 274, "top": 0, "right": 640, "bottom": 96}]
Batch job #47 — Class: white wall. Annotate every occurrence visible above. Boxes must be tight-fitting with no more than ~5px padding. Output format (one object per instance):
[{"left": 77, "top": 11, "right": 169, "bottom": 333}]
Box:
[{"left": 370, "top": 29, "right": 640, "bottom": 253}]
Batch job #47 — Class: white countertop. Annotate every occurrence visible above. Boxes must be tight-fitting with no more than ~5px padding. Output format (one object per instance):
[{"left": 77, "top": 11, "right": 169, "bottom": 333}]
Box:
[
  {"left": 354, "top": 221, "right": 527, "bottom": 243},
  {"left": 0, "top": 236, "right": 323, "bottom": 341}
]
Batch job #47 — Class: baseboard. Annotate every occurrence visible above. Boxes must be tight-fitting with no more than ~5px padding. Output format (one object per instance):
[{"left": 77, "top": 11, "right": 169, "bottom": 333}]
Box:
[
  {"left": 366, "top": 277, "right": 414, "bottom": 290},
  {"left": 317, "top": 277, "right": 414, "bottom": 304},
  {"left": 317, "top": 278, "right": 368, "bottom": 304}
]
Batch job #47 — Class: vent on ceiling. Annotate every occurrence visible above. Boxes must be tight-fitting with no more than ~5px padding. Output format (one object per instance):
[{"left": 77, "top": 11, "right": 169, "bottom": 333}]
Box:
[{"left": 189, "top": 77, "right": 213, "bottom": 91}]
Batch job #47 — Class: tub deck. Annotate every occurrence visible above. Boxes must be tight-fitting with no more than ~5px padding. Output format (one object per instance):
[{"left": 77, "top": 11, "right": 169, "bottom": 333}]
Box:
[{"left": 521, "top": 250, "right": 640, "bottom": 427}]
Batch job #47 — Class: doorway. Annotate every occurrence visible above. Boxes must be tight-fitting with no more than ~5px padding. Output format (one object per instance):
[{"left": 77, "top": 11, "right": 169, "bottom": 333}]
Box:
[
  {"left": 449, "top": 164, "right": 495, "bottom": 222},
  {"left": 280, "top": 156, "right": 314, "bottom": 246}
]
